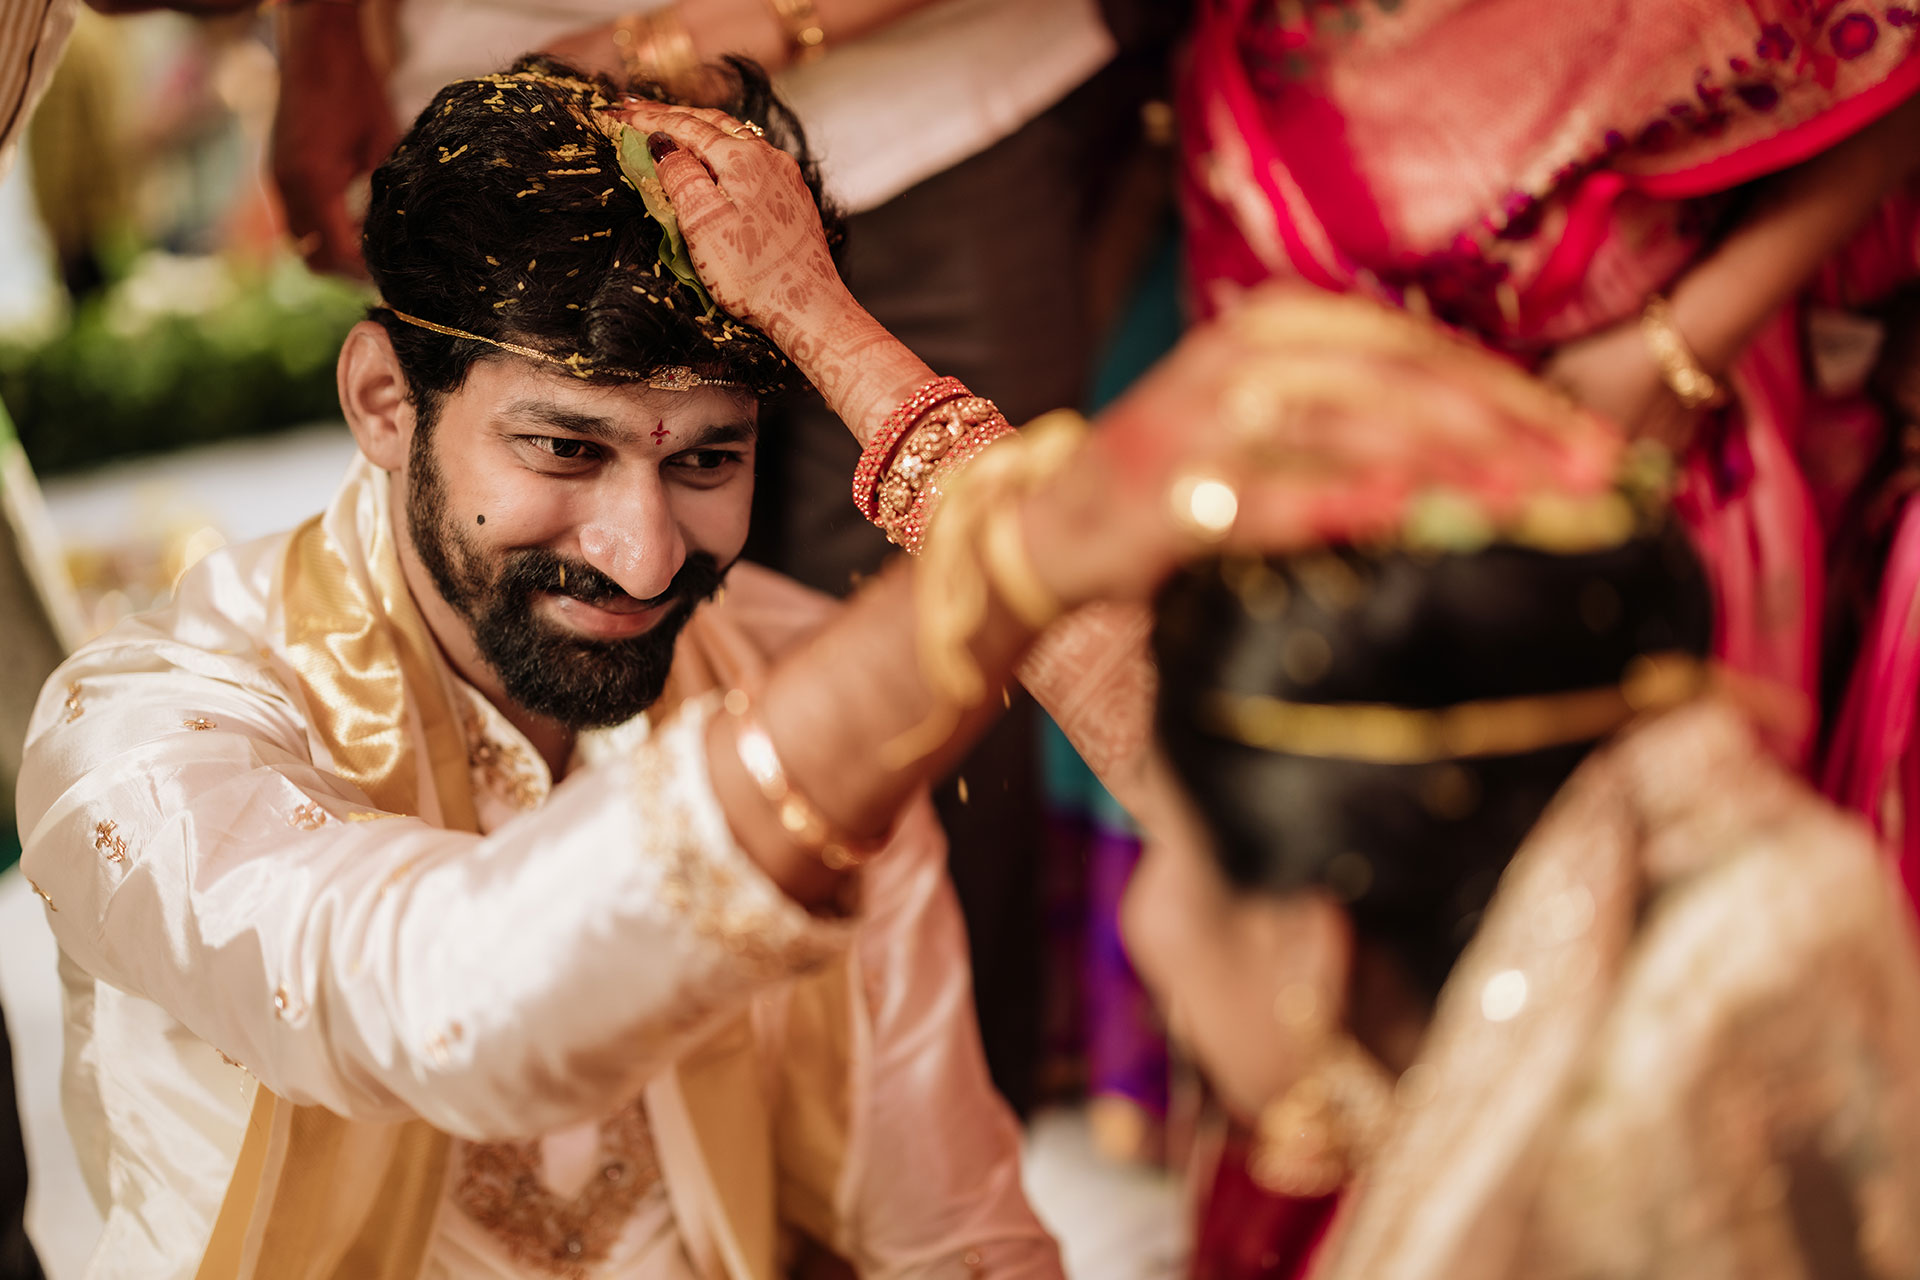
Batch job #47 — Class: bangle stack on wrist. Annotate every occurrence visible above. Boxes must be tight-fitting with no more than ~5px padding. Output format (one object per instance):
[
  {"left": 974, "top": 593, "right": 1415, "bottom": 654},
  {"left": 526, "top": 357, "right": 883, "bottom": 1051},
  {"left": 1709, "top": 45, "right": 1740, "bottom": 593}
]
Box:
[
  {"left": 1639, "top": 293, "right": 1729, "bottom": 412},
  {"left": 612, "top": 7, "right": 699, "bottom": 90},
  {"left": 852, "top": 376, "right": 1016, "bottom": 554},
  {"left": 724, "top": 689, "right": 874, "bottom": 872}
]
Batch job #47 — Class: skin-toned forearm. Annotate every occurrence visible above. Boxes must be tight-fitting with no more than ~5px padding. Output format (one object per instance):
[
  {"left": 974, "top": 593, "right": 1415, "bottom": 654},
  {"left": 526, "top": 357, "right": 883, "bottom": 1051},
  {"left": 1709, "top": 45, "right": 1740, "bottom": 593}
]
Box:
[
  {"left": 548, "top": 0, "right": 951, "bottom": 81},
  {"left": 707, "top": 402, "right": 1206, "bottom": 909},
  {"left": 685, "top": 0, "right": 952, "bottom": 67},
  {"left": 761, "top": 286, "right": 934, "bottom": 447},
  {"left": 705, "top": 556, "right": 1040, "bottom": 906},
  {"left": 1667, "top": 93, "right": 1920, "bottom": 374}
]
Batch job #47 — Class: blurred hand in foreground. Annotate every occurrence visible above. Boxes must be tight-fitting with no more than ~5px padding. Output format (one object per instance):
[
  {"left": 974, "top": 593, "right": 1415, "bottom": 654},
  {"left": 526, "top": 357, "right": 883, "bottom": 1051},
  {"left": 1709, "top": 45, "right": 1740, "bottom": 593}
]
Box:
[{"left": 272, "top": 1, "right": 396, "bottom": 277}]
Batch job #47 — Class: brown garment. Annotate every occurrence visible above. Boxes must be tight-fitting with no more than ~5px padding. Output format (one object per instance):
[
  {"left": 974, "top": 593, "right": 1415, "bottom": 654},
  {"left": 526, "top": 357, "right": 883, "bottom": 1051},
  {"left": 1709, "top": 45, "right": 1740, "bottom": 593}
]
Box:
[{"left": 746, "top": 88, "right": 1109, "bottom": 1115}]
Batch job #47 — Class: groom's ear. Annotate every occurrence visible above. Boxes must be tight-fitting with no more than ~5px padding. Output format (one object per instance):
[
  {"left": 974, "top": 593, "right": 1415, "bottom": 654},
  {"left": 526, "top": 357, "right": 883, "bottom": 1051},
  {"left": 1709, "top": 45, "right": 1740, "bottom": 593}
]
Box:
[{"left": 340, "top": 321, "right": 416, "bottom": 473}]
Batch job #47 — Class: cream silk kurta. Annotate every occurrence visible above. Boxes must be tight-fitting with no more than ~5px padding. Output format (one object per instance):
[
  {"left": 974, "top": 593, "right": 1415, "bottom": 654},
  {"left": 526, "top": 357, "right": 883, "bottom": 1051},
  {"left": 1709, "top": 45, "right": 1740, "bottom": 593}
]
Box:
[{"left": 15, "top": 457, "right": 1059, "bottom": 1280}]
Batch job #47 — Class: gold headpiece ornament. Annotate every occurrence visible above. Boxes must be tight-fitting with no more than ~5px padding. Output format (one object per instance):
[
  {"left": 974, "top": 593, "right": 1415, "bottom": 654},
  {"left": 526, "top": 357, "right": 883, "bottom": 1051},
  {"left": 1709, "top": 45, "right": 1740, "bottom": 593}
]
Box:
[
  {"left": 1202, "top": 651, "right": 1710, "bottom": 764},
  {"left": 380, "top": 307, "right": 747, "bottom": 391}
]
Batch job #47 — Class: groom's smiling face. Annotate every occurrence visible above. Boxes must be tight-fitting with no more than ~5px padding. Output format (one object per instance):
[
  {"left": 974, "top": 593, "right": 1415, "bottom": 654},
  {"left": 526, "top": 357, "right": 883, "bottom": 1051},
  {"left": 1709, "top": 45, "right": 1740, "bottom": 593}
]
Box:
[{"left": 405, "top": 359, "right": 756, "bottom": 727}]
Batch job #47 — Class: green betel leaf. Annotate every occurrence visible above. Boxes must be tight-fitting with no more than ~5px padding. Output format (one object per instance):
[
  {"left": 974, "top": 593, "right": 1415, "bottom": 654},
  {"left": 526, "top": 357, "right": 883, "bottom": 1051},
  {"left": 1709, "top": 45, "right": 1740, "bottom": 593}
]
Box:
[{"left": 616, "top": 124, "right": 718, "bottom": 316}]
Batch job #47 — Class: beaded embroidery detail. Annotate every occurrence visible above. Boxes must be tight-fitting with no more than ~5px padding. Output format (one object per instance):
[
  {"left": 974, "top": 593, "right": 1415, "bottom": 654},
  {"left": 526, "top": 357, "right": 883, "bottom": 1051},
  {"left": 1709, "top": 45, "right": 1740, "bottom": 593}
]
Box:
[
  {"left": 463, "top": 695, "right": 547, "bottom": 812},
  {"left": 455, "top": 1097, "right": 662, "bottom": 1277},
  {"left": 92, "top": 820, "right": 128, "bottom": 864}
]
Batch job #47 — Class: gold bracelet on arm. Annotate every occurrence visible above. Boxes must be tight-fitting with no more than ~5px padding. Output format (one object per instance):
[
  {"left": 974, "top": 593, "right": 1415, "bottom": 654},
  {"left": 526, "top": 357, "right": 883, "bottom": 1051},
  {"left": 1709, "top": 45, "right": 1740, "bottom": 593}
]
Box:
[
  {"left": 1640, "top": 293, "right": 1729, "bottom": 411},
  {"left": 612, "top": 7, "right": 700, "bottom": 90},
  {"left": 724, "top": 689, "right": 874, "bottom": 871},
  {"left": 979, "top": 501, "right": 1061, "bottom": 630},
  {"left": 765, "top": 0, "right": 827, "bottom": 63},
  {"left": 879, "top": 411, "right": 1086, "bottom": 768}
]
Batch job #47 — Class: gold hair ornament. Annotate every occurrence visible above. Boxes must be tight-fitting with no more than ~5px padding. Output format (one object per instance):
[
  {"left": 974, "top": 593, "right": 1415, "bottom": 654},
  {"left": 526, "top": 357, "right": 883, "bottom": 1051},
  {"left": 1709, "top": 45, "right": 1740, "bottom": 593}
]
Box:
[
  {"left": 381, "top": 307, "right": 745, "bottom": 391},
  {"left": 1203, "top": 651, "right": 1708, "bottom": 764}
]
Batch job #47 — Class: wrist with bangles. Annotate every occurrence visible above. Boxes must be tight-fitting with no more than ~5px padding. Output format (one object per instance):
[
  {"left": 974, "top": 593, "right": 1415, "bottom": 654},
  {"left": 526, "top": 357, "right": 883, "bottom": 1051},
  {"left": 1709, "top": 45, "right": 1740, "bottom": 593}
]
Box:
[
  {"left": 1640, "top": 292, "right": 1729, "bottom": 412},
  {"left": 723, "top": 689, "right": 878, "bottom": 872},
  {"left": 853, "top": 376, "right": 1017, "bottom": 554},
  {"left": 612, "top": 6, "right": 700, "bottom": 89}
]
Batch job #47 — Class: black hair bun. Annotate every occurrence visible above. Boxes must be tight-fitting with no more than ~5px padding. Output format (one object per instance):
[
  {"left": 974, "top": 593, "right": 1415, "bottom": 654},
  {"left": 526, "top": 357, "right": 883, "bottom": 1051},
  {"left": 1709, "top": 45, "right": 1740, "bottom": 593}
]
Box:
[{"left": 1151, "top": 518, "right": 1713, "bottom": 996}]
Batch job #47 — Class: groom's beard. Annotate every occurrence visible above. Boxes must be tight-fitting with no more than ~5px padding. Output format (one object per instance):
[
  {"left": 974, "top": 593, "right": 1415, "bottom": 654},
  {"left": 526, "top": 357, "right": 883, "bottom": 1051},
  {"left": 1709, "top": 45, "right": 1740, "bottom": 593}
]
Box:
[{"left": 408, "top": 444, "right": 727, "bottom": 729}]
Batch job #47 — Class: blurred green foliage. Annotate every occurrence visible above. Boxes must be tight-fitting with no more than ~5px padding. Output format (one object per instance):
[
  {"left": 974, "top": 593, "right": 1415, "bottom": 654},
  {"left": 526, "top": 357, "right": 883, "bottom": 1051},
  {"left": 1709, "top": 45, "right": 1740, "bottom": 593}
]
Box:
[{"left": 0, "top": 253, "right": 368, "bottom": 475}]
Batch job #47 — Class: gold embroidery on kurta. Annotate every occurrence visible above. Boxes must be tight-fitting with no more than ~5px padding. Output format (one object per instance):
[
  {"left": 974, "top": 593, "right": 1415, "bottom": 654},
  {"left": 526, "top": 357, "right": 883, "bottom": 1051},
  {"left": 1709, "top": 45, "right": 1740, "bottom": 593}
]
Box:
[
  {"left": 92, "top": 820, "right": 128, "bottom": 863},
  {"left": 634, "top": 726, "right": 839, "bottom": 971},
  {"left": 26, "top": 879, "right": 54, "bottom": 911},
  {"left": 455, "top": 1097, "right": 662, "bottom": 1277},
  {"left": 288, "top": 803, "right": 328, "bottom": 830},
  {"left": 425, "top": 1021, "right": 466, "bottom": 1067},
  {"left": 63, "top": 682, "right": 84, "bottom": 722},
  {"left": 183, "top": 716, "right": 216, "bottom": 731},
  {"left": 462, "top": 699, "right": 546, "bottom": 811}
]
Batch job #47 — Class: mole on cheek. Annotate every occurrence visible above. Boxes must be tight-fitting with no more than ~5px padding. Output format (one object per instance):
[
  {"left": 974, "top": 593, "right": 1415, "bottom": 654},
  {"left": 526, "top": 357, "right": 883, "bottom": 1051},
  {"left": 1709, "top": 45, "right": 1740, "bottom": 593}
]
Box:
[{"left": 476, "top": 514, "right": 486, "bottom": 525}]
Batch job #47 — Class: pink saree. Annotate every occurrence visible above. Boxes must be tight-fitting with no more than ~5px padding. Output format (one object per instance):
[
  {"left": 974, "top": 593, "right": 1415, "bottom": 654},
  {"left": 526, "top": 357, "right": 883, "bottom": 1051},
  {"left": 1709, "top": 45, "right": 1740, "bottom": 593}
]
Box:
[
  {"left": 1178, "top": 3, "right": 1920, "bottom": 1275},
  {"left": 1182, "top": 0, "right": 1919, "bottom": 837}
]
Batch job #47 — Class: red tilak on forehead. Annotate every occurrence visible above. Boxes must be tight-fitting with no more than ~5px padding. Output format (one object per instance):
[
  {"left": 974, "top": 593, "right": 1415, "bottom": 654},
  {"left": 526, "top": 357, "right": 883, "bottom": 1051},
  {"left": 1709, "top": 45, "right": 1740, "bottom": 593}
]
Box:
[{"left": 651, "top": 421, "right": 670, "bottom": 443}]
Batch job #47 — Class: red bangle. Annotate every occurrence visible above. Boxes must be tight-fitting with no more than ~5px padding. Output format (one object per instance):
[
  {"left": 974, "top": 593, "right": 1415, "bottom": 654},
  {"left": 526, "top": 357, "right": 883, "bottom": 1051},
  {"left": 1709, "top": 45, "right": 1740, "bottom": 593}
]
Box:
[{"left": 852, "top": 376, "right": 969, "bottom": 520}]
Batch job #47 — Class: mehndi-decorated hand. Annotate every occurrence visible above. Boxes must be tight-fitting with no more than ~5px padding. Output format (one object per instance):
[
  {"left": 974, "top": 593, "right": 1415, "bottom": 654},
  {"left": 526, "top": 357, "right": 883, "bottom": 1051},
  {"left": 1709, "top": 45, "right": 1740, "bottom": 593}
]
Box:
[
  {"left": 603, "top": 99, "right": 933, "bottom": 444},
  {"left": 605, "top": 101, "right": 848, "bottom": 351},
  {"left": 1023, "top": 288, "right": 1632, "bottom": 608}
]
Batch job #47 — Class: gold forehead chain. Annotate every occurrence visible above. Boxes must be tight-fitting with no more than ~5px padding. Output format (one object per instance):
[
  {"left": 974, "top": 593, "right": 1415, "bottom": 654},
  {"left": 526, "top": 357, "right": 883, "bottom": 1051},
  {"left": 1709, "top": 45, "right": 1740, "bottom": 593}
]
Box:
[{"left": 381, "top": 306, "right": 746, "bottom": 391}]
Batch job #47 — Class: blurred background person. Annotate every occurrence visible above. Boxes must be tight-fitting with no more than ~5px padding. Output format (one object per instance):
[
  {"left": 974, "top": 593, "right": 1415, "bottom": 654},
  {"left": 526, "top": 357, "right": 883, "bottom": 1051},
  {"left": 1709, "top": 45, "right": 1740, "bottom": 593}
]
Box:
[
  {"left": 2, "top": 3, "right": 88, "bottom": 1275},
  {"left": 1180, "top": 0, "right": 1920, "bottom": 813}
]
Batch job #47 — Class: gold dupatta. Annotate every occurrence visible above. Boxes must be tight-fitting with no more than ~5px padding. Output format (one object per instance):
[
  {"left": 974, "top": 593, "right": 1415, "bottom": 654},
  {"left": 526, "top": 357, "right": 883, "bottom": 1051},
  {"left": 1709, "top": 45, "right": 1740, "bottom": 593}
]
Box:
[
  {"left": 194, "top": 508, "right": 472, "bottom": 1280},
  {"left": 194, "top": 469, "right": 853, "bottom": 1280}
]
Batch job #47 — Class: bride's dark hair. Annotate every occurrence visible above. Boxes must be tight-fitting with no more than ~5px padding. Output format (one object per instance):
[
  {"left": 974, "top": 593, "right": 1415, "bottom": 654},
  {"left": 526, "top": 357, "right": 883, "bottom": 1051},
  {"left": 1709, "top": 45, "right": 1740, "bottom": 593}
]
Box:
[{"left": 1152, "top": 519, "right": 1714, "bottom": 997}]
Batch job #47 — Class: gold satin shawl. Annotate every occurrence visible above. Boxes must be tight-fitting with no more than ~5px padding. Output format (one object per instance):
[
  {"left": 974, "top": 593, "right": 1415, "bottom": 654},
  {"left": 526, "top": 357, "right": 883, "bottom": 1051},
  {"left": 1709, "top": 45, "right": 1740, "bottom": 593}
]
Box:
[
  {"left": 195, "top": 514, "right": 471, "bottom": 1280},
  {"left": 194, "top": 506, "right": 853, "bottom": 1280}
]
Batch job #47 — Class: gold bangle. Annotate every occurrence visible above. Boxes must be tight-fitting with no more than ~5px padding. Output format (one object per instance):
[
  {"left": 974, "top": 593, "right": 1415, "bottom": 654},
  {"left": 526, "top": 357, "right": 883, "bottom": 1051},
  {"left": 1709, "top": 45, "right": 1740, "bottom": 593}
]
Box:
[
  {"left": 765, "top": 0, "right": 827, "bottom": 62},
  {"left": 878, "top": 410, "right": 1087, "bottom": 767},
  {"left": 612, "top": 8, "right": 700, "bottom": 90},
  {"left": 1639, "top": 293, "right": 1728, "bottom": 412},
  {"left": 724, "top": 690, "right": 870, "bottom": 871},
  {"left": 980, "top": 502, "right": 1061, "bottom": 630}
]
